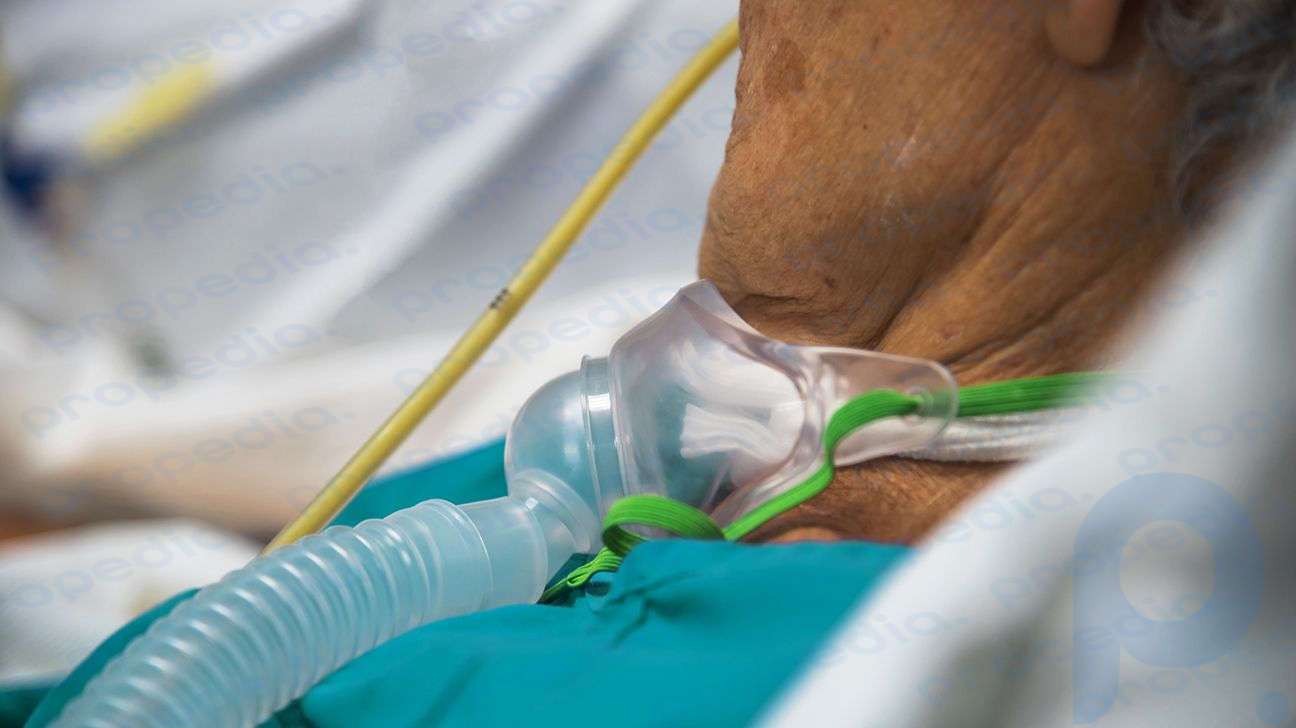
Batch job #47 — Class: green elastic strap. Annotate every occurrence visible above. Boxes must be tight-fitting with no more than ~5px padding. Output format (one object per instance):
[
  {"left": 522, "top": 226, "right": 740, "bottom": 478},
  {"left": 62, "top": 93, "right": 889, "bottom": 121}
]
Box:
[
  {"left": 602, "top": 495, "right": 727, "bottom": 556},
  {"left": 538, "top": 372, "right": 1109, "bottom": 604}
]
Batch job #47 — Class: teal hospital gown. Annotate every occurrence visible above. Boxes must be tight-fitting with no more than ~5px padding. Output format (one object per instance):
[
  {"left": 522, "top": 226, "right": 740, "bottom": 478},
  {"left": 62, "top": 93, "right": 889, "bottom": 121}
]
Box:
[{"left": 19, "top": 441, "right": 909, "bottom": 728}]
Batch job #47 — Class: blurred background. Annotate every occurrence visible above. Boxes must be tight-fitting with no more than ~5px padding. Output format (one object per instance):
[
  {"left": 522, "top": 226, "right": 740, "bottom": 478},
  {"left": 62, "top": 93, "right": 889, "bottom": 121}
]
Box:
[{"left": 0, "top": 0, "right": 738, "bottom": 683}]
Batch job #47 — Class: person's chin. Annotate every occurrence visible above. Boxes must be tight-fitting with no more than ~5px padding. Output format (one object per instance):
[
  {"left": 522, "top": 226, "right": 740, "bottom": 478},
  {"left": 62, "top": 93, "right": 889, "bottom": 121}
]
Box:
[{"left": 766, "top": 527, "right": 842, "bottom": 543}]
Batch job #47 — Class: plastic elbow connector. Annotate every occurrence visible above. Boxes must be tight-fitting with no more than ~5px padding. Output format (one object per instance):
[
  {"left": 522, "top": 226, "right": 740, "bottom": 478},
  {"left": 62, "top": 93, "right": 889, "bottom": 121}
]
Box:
[{"left": 49, "top": 495, "right": 585, "bottom": 728}]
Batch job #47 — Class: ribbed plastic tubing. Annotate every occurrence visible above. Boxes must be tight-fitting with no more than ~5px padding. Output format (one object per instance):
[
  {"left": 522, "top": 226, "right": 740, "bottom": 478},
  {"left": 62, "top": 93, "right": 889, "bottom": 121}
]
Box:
[{"left": 49, "top": 496, "right": 576, "bottom": 727}]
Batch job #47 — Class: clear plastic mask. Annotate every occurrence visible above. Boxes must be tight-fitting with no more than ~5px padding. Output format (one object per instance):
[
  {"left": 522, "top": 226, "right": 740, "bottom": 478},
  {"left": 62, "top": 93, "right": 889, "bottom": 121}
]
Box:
[{"left": 506, "top": 280, "right": 958, "bottom": 531}]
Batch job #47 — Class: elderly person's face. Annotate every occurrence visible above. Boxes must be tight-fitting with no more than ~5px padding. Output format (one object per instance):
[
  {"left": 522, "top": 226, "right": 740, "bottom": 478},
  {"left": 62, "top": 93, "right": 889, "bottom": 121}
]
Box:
[{"left": 701, "top": 0, "right": 1271, "bottom": 542}]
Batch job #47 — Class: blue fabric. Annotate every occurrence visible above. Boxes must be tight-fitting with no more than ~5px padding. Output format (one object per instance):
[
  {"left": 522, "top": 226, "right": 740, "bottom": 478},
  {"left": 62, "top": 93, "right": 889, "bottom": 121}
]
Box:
[
  {"left": 1, "top": 134, "right": 55, "bottom": 218},
  {"left": 0, "top": 683, "right": 49, "bottom": 728},
  {"left": 24, "top": 439, "right": 909, "bottom": 727},
  {"left": 296, "top": 539, "right": 905, "bottom": 728}
]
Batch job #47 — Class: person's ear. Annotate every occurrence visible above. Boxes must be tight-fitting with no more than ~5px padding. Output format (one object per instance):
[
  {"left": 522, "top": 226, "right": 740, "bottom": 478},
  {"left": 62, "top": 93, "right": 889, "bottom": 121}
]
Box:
[{"left": 1045, "top": 0, "right": 1129, "bottom": 67}]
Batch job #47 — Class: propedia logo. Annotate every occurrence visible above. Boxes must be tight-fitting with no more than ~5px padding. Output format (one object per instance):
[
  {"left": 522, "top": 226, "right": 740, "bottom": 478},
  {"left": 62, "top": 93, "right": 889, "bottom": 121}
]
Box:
[{"left": 1071, "top": 472, "right": 1263, "bottom": 723}]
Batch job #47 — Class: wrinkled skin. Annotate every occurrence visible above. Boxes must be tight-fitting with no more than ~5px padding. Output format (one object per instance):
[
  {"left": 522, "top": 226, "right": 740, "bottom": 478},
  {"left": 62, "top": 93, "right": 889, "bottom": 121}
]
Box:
[{"left": 699, "top": 0, "right": 1228, "bottom": 542}]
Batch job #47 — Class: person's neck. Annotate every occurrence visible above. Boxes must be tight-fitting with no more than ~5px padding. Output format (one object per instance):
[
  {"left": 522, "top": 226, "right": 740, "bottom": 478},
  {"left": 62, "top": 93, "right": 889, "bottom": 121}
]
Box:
[
  {"left": 751, "top": 88, "right": 1230, "bottom": 545},
  {"left": 727, "top": 72, "right": 1204, "bottom": 387},
  {"left": 872, "top": 146, "right": 1195, "bottom": 385},
  {"left": 760, "top": 155, "right": 1260, "bottom": 544}
]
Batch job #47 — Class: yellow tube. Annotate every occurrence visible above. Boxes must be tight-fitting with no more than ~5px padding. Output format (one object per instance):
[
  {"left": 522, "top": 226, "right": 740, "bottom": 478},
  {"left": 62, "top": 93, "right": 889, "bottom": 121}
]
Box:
[{"left": 264, "top": 18, "right": 740, "bottom": 553}]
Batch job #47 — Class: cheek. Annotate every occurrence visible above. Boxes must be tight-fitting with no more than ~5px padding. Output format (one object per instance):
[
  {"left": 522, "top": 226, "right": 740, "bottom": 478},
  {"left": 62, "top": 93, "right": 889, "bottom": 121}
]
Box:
[{"left": 703, "top": 4, "right": 1049, "bottom": 301}]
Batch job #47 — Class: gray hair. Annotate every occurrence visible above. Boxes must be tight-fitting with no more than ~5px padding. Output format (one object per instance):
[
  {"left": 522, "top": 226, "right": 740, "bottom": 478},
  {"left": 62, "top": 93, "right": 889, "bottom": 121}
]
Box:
[{"left": 1146, "top": 1, "right": 1296, "bottom": 202}]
